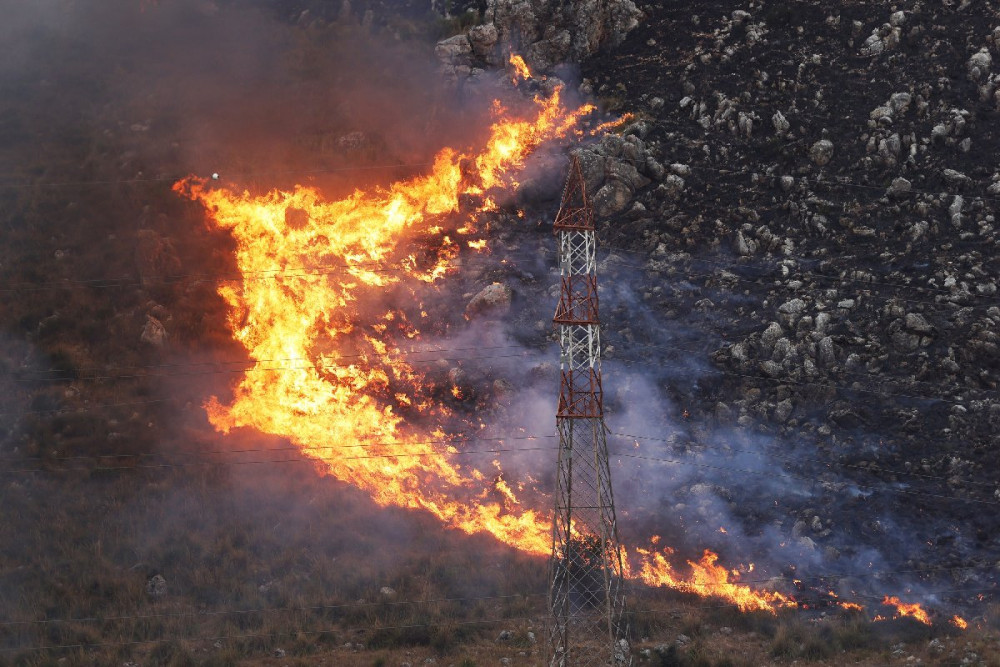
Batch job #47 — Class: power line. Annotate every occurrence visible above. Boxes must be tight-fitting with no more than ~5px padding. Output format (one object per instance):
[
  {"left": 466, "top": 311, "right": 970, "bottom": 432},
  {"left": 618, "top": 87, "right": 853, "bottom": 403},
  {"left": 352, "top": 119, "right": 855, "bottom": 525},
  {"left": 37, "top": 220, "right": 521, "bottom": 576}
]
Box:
[
  {"left": 0, "top": 592, "right": 546, "bottom": 628},
  {"left": 608, "top": 352, "right": 986, "bottom": 407},
  {"left": 0, "top": 613, "right": 540, "bottom": 655},
  {"left": 691, "top": 161, "right": 1000, "bottom": 206},
  {"left": 615, "top": 450, "right": 1000, "bottom": 506},
  {"left": 0, "top": 445, "right": 558, "bottom": 474},
  {"left": 3, "top": 434, "right": 994, "bottom": 508},
  {"left": 0, "top": 433, "right": 558, "bottom": 464},
  {"left": 9, "top": 343, "right": 531, "bottom": 379},
  {"left": 0, "top": 563, "right": 993, "bottom": 630},
  {"left": 641, "top": 118, "right": 1000, "bottom": 205},
  {"left": 2, "top": 587, "right": 995, "bottom": 656},
  {"left": 616, "top": 432, "right": 999, "bottom": 490},
  {"left": 605, "top": 258, "right": 1000, "bottom": 316},
  {"left": 8, "top": 344, "right": 532, "bottom": 382},
  {"left": 6, "top": 239, "right": 1000, "bottom": 323},
  {"left": 609, "top": 251, "right": 1000, "bottom": 304},
  {"left": 0, "top": 162, "right": 438, "bottom": 191},
  {"left": 0, "top": 397, "right": 170, "bottom": 419},
  {"left": 3, "top": 420, "right": 993, "bottom": 500},
  {"left": 8, "top": 332, "right": 995, "bottom": 409},
  {"left": 4, "top": 420, "right": 991, "bottom": 501}
]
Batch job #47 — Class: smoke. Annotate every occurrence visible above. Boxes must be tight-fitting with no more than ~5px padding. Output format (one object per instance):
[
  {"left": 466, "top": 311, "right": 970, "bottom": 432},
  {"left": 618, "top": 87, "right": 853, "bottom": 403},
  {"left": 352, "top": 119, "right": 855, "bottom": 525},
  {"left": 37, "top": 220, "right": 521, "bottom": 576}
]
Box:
[
  {"left": 432, "top": 218, "right": 989, "bottom": 611},
  {"left": 2, "top": 0, "right": 988, "bottom": 635},
  {"left": 0, "top": 0, "right": 518, "bottom": 194}
]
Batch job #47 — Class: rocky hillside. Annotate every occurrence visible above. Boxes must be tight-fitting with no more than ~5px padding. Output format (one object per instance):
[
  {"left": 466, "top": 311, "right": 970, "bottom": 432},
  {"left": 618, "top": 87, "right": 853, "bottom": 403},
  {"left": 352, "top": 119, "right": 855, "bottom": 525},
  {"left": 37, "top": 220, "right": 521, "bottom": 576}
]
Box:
[
  {"left": 575, "top": 0, "right": 1000, "bottom": 597},
  {"left": 433, "top": 0, "right": 1000, "bottom": 609}
]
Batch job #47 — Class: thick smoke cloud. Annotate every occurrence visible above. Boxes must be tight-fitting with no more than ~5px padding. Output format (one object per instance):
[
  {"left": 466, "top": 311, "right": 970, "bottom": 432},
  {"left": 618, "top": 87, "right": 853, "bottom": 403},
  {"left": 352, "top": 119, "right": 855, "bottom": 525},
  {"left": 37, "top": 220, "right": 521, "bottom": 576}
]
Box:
[{"left": 0, "top": 0, "right": 511, "bottom": 194}]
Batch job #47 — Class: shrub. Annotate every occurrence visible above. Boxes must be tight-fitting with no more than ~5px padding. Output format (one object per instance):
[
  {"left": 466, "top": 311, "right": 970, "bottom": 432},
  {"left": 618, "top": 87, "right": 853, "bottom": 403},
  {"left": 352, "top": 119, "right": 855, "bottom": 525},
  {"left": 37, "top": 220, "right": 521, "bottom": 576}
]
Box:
[
  {"left": 148, "top": 639, "right": 195, "bottom": 667},
  {"left": 770, "top": 623, "right": 800, "bottom": 658}
]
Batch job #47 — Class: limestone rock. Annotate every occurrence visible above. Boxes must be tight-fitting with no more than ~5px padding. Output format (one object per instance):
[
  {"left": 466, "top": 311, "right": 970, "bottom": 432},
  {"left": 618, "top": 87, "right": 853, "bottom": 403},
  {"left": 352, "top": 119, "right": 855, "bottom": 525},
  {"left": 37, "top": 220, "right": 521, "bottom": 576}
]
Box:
[
  {"left": 525, "top": 29, "right": 572, "bottom": 72},
  {"left": 968, "top": 48, "right": 992, "bottom": 81},
  {"left": 772, "top": 110, "right": 790, "bottom": 135},
  {"left": 571, "top": 148, "right": 607, "bottom": 195},
  {"left": 435, "top": 34, "right": 472, "bottom": 64},
  {"left": 466, "top": 283, "right": 512, "bottom": 319},
  {"left": 809, "top": 139, "right": 834, "bottom": 166},
  {"left": 735, "top": 230, "right": 757, "bottom": 256},
  {"left": 662, "top": 174, "right": 685, "bottom": 198},
  {"left": 905, "top": 312, "right": 933, "bottom": 334},
  {"left": 605, "top": 159, "right": 650, "bottom": 190},
  {"left": 140, "top": 315, "right": 167, "bottom": 347},
  {"left": 468, "top": 23, "right": 499, "bottom": 61},
  {"left": 887, "top": 177, "right": 911, "bottom": 198},
  {"left": 760, "top": 322, "right": 784, "bottom": 354},
  {"left": 146, "top": 574, "right": 167, "bottom": 598},
  {"left": 593, "top": 180, "right": 633, "bottom": 216},
  {"left": 778, "top": 298, "right": 807, "bottom": 315}
]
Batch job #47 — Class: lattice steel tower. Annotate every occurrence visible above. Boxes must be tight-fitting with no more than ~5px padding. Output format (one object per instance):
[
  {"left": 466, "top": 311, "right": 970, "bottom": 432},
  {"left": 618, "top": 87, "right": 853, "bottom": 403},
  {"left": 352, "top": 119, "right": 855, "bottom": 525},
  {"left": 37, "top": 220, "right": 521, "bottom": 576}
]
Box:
[{"left": 549, "top": 155, "right": 630, "bottom": 666}]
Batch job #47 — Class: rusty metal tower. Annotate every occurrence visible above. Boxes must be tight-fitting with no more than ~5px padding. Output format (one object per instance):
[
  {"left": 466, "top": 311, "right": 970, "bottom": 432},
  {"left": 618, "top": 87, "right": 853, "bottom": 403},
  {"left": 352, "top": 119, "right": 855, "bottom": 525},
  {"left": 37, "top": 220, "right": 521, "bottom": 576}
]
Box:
[{"left": 549, "top": 155, "right": 630, "bottom": 666}]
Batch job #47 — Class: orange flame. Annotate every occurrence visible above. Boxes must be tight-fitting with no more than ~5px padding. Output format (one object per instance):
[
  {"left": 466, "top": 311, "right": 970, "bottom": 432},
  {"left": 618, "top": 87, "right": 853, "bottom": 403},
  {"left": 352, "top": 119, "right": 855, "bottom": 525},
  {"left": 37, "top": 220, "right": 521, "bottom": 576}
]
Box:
[
  {"left": 881, "top": 596, "right": 932, "bottom": 625},
  {"left": 509, "top": 54, "right": 532, "bottom": 81},
  {"left": 634, "top": 544, "right": 794, "bottom": 613},
  {"left": 174, "top": 80, "right": 903, "bottom": 622},
  {"left": 175, "top": 86, "right": 594, "bottom": 558},
  {"left": 951, "top": 615, "right": 968, "bottom": 630}
]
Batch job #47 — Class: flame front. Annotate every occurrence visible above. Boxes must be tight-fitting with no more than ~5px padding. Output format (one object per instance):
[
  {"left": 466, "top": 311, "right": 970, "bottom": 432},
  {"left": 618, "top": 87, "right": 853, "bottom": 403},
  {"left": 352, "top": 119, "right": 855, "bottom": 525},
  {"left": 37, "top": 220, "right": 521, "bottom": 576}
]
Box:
[
  {"left": 509, "top": 54, "right": 532, "bottom": 81},
  {"left": 175, "top": 87, "right": 593, "bottom": 558},
  {"left": 635, "top": 543, "right": 793, "bottom": 613},
  {"left": 881, "top": 596, "right": 932, "bottom": 625},
  {"left": 174, "top": 79, "right": 964, "bottom": 625}
]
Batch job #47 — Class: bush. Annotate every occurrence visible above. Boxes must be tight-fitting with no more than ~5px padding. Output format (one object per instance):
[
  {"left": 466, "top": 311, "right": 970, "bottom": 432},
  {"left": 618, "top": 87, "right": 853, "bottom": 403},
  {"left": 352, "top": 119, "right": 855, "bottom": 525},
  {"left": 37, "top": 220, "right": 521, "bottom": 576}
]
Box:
[
  {"left": 655, "top": 644, "right": 683, "bottom": 667},
  {"left": 770, "top": 623, "right": 800, "bottom": 658},
  {"left": 148, "top": 639, "right": 195, "bottom": 667}
]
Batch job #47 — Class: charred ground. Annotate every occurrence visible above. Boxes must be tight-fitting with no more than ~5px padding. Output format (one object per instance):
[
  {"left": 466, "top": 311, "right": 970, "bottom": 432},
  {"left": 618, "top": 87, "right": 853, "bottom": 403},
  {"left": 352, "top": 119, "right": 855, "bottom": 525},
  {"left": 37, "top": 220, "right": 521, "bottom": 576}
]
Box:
[{"left": 578, "top": 0, "right": 1000, "bottom": 594}]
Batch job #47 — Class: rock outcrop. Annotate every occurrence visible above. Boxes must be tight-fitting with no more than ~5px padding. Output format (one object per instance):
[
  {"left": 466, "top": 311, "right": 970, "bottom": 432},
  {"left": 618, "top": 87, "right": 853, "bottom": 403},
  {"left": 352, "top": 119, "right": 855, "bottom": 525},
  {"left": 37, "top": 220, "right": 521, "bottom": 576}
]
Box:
[{"left": 435, "top": 0, "right": 641, "bottom": 81}]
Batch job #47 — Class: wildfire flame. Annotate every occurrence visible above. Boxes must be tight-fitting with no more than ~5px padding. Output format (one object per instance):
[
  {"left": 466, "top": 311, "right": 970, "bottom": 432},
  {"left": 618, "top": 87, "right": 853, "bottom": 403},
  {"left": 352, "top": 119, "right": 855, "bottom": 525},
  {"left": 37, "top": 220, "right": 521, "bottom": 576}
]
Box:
[
  {"left": 951, "top": 615, "right": 968, "bottom": 629},
  {"left": 509, "top": 54, "right": 532, "bottom": 81},
  {"left": 881, "top": 596, "right": 932, "bottom": 625},
  {"left": 173, "top": 67, "right": 967, "bottom": 625},
  {"left": 174, "top": 83, "right": 595, "bottom": 558},
  {"left": 635, "top": 544, "right": 793, "bottom": 613}
]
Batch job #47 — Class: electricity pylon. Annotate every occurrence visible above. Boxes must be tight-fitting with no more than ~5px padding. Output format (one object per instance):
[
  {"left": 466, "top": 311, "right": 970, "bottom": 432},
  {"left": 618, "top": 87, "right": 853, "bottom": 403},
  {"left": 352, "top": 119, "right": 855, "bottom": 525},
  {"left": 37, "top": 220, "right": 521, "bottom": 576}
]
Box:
[{"left": 549, "top": 155, "right": 630, "bottom": 666}]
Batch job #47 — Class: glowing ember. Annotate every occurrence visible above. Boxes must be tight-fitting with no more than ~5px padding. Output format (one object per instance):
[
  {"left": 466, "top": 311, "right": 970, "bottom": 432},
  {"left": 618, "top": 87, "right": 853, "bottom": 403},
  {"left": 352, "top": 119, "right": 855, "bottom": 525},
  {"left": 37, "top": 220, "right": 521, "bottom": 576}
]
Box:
[
  {"left": 635, "top": 543, "right": 793, "bottom": 613},
  {"left": 881, "top": 596, "right": 932, "bottom": 625}
]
